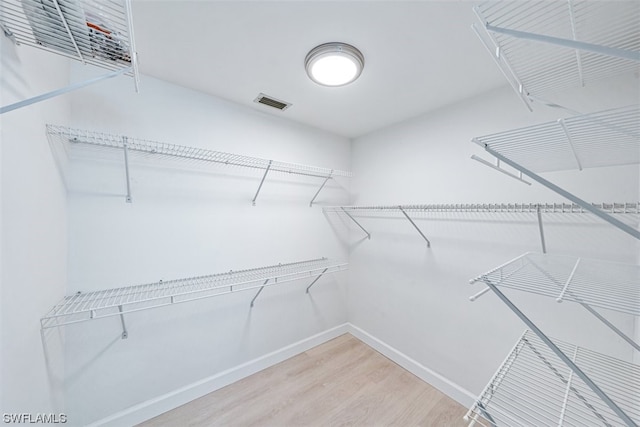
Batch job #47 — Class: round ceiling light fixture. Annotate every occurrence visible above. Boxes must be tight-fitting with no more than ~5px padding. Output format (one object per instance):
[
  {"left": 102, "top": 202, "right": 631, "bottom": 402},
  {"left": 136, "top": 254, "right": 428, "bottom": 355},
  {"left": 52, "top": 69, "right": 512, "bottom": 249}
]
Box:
[{"left": 305, "top": 42, "right": 364, "bottom": 87}]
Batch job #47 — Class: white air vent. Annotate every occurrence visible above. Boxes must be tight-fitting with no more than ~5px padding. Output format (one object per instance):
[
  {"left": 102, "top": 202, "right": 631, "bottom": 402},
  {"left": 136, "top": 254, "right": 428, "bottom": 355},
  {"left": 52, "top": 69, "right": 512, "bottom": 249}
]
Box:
[{"left": 253, "top": 93, "right": 291, "bottom": 111}]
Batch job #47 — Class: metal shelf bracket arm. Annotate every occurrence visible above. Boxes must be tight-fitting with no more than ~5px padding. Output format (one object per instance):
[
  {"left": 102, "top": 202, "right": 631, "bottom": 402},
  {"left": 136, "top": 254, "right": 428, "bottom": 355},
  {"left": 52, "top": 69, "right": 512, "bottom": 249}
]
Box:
[
  {"left": 250, "top": 279, "right": 270, "bottom": 307},
  {"left": 340, "top": 207, "right": 371, "bottom": 239},
  {"left": 485, "top": 23, "right": 640, "bottom": 62},
  {"left": 398, "top": 206, "right": 431, "bottom": 247},
  {"left": 123, "top": 136, "right": 133, "bottom": 203},
  {"left": 310, "top": 171, "right": 333, "bottom": 207},
  {"left": 118, "top": 305, "right": 128, "bottom": 339},
  {"left": 536, "top": 206, "right": 547, "bottom": 253},
  {"left": 306, "top": 268, "right": 329, "bottom": 293},
  {"left": 252, "top": 160, "right": 272, "bottom": 206},
  {"left": 0, "top": 67, "right": 132, "bottom": 115}
]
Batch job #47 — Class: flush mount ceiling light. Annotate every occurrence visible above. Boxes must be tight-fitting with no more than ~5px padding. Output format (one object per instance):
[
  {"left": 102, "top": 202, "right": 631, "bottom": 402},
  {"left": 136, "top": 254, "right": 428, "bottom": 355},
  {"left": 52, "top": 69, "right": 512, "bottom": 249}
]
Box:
[{"left": 305, "top": 42, "right": 364, "bottom": 87}]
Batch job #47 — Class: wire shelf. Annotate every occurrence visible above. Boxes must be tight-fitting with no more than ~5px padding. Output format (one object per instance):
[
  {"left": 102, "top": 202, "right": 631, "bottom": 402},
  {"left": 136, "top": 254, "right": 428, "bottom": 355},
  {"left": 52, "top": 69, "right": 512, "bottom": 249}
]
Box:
[
  {"left": 466, "top": 330, "right": 640, "bottom": 427},
  {"left": 0, "top": 0, "right": 137, "bottom": 77},
  {"left": 474, "top": 105, "right": 640, "bottom": 173},
  {"left": 474, "top": 1, "right": 640, "bottom": 106},
  {"left": 41, "top": 258, "right": 348, "bottom": 329},
  {"left": 470, "top": 252, "right": 640, "bottom": 316},
  {"left": 324, "top": 203, "right": 640, "bottom": 215},
  {"left": 46, "top": 125, "right": 353, "bottom": 179}
]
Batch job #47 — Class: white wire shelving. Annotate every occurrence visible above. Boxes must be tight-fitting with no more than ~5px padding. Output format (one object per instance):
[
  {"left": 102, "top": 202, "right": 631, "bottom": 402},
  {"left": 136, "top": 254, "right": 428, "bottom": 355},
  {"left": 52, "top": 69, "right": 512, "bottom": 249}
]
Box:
[
  {"left": 324, "top": 203, "right": 639, "bottom": 252},
  {"left": 465, "top": 330, "right": 640, "bottom": 427},
  {"left": 472, "top": 1, "right": 640, "bottom": 110},
  {"left": 46, "top": 124, "right": 352, "bottom": 205},
  {"left": 470, "top": 252, "right": 639, "bottom": 317},
  {"left": 41, "top": 258, "right": 347, "bottom": 339},
  {"left": 473, "top": 105, "right": 640, "bottom": 241},
  {"left": 0, "top": 0, "right": 139, "bottom": 114}
]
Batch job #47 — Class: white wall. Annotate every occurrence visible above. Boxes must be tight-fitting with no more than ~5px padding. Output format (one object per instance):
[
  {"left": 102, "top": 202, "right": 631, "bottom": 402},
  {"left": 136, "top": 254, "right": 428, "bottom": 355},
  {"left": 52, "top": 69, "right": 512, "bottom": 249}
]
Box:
[
  {"left": 60, "top": 65, "right": 351, "bottom": 425},
  {"left": 347, "top": 73, "right": 640, "bottom": 403},
  {"left": 0, "top": 37, "right": 70, "bottom": 414}
]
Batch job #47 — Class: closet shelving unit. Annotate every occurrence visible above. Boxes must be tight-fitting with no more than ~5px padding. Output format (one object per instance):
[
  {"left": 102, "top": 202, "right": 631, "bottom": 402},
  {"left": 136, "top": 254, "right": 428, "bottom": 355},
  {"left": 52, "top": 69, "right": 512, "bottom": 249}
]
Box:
[
  {"left": 41, "top": 258, "right": 348, "bottom": 339},
  {"left": 46, "top": 124, "right": 353, "bottom": 205},
  {"left": 0, "top": 0, "right": 139, "bottom": 114},
  {"left": 472, "top": 1, "right": 640, "bottom": 110},
  {"left": 464, "top": 330, "right": 640, "bottom": 427},
  {"left": 473, "top": 105, "right": 640, "bottom": 241},
  {"left": 324, "top": 203, "right": 639, "bottom": 252}
]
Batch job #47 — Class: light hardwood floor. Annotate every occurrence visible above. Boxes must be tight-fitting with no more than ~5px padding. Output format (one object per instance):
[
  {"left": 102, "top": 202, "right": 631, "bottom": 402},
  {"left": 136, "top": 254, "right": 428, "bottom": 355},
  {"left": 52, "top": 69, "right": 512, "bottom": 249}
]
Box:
[{"left": 138, "top": 334, "right": 469, "bottom": 426}]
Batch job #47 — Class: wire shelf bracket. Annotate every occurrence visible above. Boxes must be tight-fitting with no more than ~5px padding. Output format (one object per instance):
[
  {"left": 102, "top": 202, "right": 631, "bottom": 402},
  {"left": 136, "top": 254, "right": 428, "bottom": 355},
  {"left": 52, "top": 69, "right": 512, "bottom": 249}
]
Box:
[
  {"left": 41, "top": 258, "right": 348, "bottom": 338},
  {"left": 47, "top": 125, "right": 353, "bottom": 205},
  {"left": 0, "top": 0, "right": 140, "bottom": 114},
  {"left": 340, "top": 207, "right": 371, "bottom": 240},
  {"left": 470, "top": 155, "right": 532, "bottom": 186},
  {"left": 398, "top": 206, "right": 431, "bottom": 247}
]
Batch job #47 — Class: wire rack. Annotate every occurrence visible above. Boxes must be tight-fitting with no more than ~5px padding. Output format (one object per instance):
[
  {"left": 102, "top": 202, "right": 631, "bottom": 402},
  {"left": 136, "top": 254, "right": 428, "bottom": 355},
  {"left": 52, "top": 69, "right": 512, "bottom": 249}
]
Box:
[
  {"left": 324, "top": 203, "right": 640, "bottom": 215},
  {"left": 474, "top": 1, "right": 640, "bottom": 107},
  {"left": 465, "top": 330, "right": 640, "bottom": 427},
  {"left": 46, "top": 125, "right": 353, "bottom": 179},
  {"left": 0, "top": 0, "right": 137, "bottom": 77},
  {"left": 474, "top": 105, "right": 640, "bottom": 173},
  {"left": 41, "top": 258, "right": 348, "bottom": 330},
  {"left": 470, "top": 252, "right": 639, "bottom": 316}
]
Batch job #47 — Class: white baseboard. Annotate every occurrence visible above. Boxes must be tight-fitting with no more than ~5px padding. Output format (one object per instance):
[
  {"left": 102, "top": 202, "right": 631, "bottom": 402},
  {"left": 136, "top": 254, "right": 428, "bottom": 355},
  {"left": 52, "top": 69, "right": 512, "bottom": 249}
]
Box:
[
  {"left": 90, "top": 323, "right": 474, "bottom": 426},
  {"left": 347, "top": 324, "right": 476, "bottom": 408},
  {"left": 89, "top": 323, "right": 350, "bottom": 427}
]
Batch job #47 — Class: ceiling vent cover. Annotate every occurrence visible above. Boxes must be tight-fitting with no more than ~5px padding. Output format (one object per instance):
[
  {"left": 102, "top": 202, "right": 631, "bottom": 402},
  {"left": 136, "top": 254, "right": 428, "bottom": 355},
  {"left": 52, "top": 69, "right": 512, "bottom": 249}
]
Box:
[{"left": 254, "top": 93, "right": 291, "bottom": 111}]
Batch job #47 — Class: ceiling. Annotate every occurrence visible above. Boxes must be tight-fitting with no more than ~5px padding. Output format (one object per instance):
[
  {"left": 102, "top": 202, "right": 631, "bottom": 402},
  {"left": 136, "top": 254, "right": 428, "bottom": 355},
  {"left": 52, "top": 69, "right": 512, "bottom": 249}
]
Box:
[{"left": 131, "top": 1, "right": 508, "bottom": 138}]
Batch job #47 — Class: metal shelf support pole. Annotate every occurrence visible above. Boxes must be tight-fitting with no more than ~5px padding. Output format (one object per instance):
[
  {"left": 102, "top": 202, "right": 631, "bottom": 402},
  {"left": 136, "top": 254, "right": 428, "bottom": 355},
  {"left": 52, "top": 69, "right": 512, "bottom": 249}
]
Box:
[
  {"left": 536, "top": 206, "right": 547, "bottom": 253},
  {"left": 250, "top": 279, "right": 270, "bottom": 307},
  {"left": 118, "top": 305, "right": 128, "bottom": 339},
  {"left": 398, "top": 206, "right": 431, "bottom": 247},
  {"left": 310, "top": 171, "right": 333, "bottom": 207},
  {"left": 340, "top": 208, "right": 371, "bottom": 239},
  {"left": 482, "top": 278, "right": 637, "bottom": 427},
  {"left": 485, "top": 24, "right": 640, "bottom": 62},
  {"left": 0, "top": 67, "right": 132, "bottom": 115},
  {"left": 306, "top": 268, "right": 329, "bottom": 293},
  {"left": 123, "top": 137, "right": 133, "bottom": 203},
  {"left": 484, "top": 145, "right": 640, "bottom": 240},
  {"left": 252, "top": 160, "right": 272, "bottom": 206}
]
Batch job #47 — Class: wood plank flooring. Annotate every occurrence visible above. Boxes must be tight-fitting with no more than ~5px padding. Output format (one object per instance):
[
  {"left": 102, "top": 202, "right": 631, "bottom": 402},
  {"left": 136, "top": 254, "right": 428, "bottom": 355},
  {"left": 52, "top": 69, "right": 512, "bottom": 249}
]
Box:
[{"left": 138, "top": 333, "right": 469, "bottom": 426}]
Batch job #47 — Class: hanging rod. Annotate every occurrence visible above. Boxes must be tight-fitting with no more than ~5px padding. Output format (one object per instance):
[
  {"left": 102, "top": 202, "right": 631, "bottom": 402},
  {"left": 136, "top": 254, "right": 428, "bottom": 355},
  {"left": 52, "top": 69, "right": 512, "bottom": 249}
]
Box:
[
  {"left": 41, "top": 258, "right": 348, "bottom": 337},
  {"left": 465, "top": 330, "right": 640, "bottom": 427},
  {"left": 46, "top": 125, "right": 352, "bottom": 205},
  {"left": 0, "top": 0, "right": 140, "bottom": 114},
  {"left": 473, "top": 1, "right": 640, "bottom": 109}
]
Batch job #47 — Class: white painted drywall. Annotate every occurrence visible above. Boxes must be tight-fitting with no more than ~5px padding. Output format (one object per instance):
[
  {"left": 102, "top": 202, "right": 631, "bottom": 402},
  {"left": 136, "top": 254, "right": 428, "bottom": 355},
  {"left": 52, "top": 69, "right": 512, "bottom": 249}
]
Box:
[
  {"left": 346, "top": 73, "right": 640, "bottom": 402},
  {"left": 0, "top": 37, "right": 70, "bottom": 414},
  {"left": 60, "top": 65, "right": 351, "bottom": 425}
]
